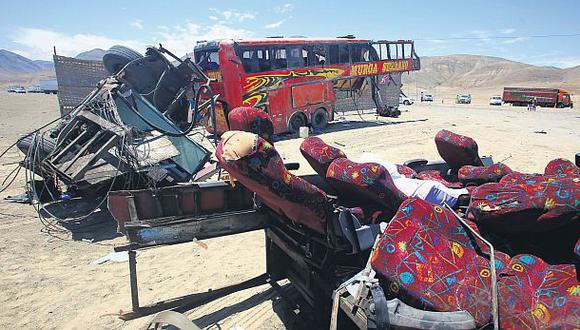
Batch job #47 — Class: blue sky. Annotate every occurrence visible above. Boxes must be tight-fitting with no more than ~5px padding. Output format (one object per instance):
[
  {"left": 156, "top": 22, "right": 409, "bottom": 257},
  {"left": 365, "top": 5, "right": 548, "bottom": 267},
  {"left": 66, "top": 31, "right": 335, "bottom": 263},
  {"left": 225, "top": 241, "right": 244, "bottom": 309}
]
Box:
[{"left": 1, "top": 0, "right": 579, "bottom": 68}]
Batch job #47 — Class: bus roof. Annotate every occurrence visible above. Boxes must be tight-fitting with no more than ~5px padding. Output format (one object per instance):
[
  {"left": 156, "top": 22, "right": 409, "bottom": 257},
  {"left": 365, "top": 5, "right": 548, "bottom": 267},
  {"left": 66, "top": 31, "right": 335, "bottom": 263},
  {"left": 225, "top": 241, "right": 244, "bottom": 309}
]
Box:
[{"left": 195, "top": 37, "right": 414, "bottom": 49}]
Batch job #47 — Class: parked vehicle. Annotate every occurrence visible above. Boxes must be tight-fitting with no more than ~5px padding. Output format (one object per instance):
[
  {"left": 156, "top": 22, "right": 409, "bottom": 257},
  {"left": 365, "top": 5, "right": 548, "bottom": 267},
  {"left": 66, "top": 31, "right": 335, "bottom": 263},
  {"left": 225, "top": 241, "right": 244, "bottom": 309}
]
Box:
[
  {"left": 7, "top": 85, "right": 26, "bottom": 93},
  {"left": 489, "top": 95, "right": 502, "bottom": 106},
  {"left": 502, "top": 87, "right": 573, "bottom": 108},
  {"left": 456, "top": 94, "right": 471, "bottom": 104},
  {"left": 194, "top": 37, "right": 421, "bottom": 134},
  {"left": 39, "top": 79, "right": 58, "bottom": 94},
  {"left": 420, "top": 92, "right": 433, "bottom": 102},
  {"left": 27, "top": 85, "right": 43, "bottom": 93},
  {"left": 399, "top": 94, "right": 414, "bottom": 105}
]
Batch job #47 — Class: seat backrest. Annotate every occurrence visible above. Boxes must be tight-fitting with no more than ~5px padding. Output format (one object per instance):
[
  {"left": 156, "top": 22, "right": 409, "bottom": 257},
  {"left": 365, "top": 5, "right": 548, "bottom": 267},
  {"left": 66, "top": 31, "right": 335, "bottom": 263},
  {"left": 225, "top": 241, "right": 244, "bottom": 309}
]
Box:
[
  {"left": 300, "top": 137, "right": 347, "bottom": 177},
  {"left": 469, "top": 179, "right": 579, "bottom": 232},
  {"left": 435, "top": 129, "right": 484, "bottom": 170},
  {"left": 227, "top": 107, "right": 274, "bottom": 144},
  {"left": 545, "top": 158, "right": 580, "bottom": 176},
  {"left": 371, "top": 198, "right": 511, "bottom": 326},
  {"left": 217, "top": 131, "right": 329, "bottom": 233},
  {"left": 326, "top": 158, "right": 407, "bottom": 214}
]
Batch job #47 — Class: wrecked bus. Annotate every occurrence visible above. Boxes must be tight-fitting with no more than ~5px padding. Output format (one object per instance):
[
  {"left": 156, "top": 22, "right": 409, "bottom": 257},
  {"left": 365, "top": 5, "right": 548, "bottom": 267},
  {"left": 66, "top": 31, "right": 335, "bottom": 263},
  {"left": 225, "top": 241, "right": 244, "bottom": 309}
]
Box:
[{"left": 194, "top": 37, "right": 420, "bottom": 135}]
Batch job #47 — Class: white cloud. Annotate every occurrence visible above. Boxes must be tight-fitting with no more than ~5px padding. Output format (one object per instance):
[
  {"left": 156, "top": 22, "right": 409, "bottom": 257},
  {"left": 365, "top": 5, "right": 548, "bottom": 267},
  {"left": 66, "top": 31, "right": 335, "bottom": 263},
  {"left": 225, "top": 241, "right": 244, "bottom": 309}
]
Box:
[
  {"left": 153, "top": 22, "right": 253, "bottom": 56},
  {"left": 130, "top": 19, "right": 144, "bottom": 30},
  {"left": 502, "top": 37, "right": 528, "bottom": 44},
  {"left": 470, "top": 29, "right": 491, "bottom": 41},
  {"left": 275, "top": 3, "right": 294, "bottom": 13},
  {"left": 265, "top": 19, "right": 286, "bottom": 29},
  {"left": 500, "top": 28, "right": 515, "bottom": 34},
  {"left": 209, "top": 8, "right": 255, "bottom": 22},
  {"left": 12, "top": 28, "right": 144, "bottom": 60},
  {"left": 529, "top": 56, "right": 580, "bottom": 68},
  {"left": 11, "top": 23, "right": 254, "bottom": 60}
]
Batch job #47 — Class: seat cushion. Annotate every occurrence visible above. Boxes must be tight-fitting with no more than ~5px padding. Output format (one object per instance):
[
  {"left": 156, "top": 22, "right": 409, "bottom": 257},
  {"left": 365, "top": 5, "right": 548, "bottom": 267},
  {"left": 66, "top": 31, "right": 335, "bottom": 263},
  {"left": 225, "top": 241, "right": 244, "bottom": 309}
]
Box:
[
  {"left": 396, "top": 164, "right": 417, "bottom": 178},
  {"left": 300, "top": 137, "right": 347, "bottom": 177},
  {"left": 371, "top": 198, "right": 511, "bottom": 326},
  {"left": 217, "top": 131, "right": 329, "bottom": 233},
  {"left": 326, "top": 158, "right": 407, "bottom": 214},
  {"left": 545, "top": 158, "right": 580, "bottom": 176},
  {"left": 497, "top": 254, "right": 579, "bottom": 329},
  {"left": 227, "top": 107, "right": 274, "bottom": 144},
  {"left": 469, "top": 180, "right": 579, "bottom": 232},
  {"left": 435, "top": 129, "right": 484, "bottom": 169},
  {"left": 458, "top": 163, "right": 512, "bottom": 184},
  {"left": 416, "top": 169, "right": 463, "bottom": 188},
  {"left": 372, "top": 198, "right": 580, "bottom": 328}
]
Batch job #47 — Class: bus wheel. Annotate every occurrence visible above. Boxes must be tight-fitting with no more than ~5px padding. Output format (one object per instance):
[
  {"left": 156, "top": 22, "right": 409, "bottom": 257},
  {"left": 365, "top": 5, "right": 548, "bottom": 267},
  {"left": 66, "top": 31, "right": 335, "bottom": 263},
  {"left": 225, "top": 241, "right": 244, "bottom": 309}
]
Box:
[
  {"left": 311, "top": 108, "right": 328, "bottom": 130},
  {"left": 288, "top": 112, "right": 306, "bottom": 133}
]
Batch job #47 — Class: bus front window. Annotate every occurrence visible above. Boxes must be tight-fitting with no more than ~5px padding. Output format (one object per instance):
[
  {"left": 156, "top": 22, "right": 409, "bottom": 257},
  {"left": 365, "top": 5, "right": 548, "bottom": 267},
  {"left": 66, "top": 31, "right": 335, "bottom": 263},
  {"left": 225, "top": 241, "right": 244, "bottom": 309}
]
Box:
[{"left": 195, "top": 50, "right": 220, "bottom": 71}]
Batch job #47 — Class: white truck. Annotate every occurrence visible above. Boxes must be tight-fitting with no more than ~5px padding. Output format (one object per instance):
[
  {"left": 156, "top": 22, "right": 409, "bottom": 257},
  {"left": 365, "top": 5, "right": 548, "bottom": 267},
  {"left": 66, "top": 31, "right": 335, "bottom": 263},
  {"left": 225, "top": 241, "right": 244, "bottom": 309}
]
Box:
[{"left": 39, "top": 79, "right": 58, "bottom": 94}]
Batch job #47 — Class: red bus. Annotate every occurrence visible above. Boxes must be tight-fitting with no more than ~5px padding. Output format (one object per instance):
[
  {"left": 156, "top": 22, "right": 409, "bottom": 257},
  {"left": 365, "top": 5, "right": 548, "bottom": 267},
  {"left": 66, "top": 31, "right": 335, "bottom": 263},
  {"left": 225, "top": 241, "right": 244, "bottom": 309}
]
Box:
[{"left": 194, "top": 37, "right": 420, "bottom": 135}]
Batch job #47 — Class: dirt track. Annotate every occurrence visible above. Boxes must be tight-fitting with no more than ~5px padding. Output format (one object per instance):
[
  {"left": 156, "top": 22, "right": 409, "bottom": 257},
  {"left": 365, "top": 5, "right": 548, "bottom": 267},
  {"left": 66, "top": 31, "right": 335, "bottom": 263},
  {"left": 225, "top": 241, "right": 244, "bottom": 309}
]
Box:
[{"left": 0, "top": 92, "right": 578, "bottom": 329}]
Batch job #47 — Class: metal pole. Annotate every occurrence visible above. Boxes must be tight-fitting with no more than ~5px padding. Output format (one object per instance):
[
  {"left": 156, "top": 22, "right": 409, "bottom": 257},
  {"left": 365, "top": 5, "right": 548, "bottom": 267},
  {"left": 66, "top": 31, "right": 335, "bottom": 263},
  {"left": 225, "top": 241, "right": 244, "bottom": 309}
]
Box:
[{"left": 128, "top": 250, "right": 140, "bottom": 312}]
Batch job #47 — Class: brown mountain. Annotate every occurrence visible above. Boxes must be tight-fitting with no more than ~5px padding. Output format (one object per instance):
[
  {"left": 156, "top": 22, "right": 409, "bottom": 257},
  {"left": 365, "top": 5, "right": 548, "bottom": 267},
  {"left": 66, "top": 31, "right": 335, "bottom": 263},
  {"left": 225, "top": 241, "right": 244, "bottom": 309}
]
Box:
[{"left": 402, "top": 55, "right": 580, "bottom": 99}]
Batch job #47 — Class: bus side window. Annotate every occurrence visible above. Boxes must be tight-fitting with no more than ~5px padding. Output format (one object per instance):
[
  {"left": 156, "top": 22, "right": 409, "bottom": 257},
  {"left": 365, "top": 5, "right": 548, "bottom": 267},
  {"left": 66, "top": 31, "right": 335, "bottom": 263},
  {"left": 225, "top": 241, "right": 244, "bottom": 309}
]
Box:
[
  {"left": 350, "top": 44, "right": 363, "bottom": 63},
  {"left": 339, "top": 44, "right": 350, "bottom": 63},
  {"left": 271, "top": 47, "right": 287, "bottom": 70},
  {"left": 287, "top": 45, "right": 305, "bottom": 68},
  {"left": 312, "top": 45, "right": 326, "bottom": 66}
]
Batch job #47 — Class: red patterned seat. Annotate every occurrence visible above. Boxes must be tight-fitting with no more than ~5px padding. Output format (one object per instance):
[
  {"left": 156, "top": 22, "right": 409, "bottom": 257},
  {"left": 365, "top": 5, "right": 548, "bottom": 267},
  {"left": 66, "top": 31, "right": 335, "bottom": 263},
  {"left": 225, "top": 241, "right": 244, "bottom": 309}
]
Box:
[
  {"left": 416, "top": 169, "right": 463, "bottom": 188},
  {"left": 435, "top": 129, "right": 484, "bottom": 170},
  {"left": 458, "top": 163, "right": 512, "bottom": 185},
  {"left": 217, "top": 131, "right": 330, "bottom": 233},
  {"left": 371, "top": 198, "right": 511, "bottom": 326},
  {"left": 326, "top": 158, "right": 407, "bottom": 215},
  {"left": 372, "top": 198, "right": 580, "bottom": 328},
  {"left": 227, "top": 107, "right": 274, "bottom": 144},
  {"left": 396, "top": 164, "right": 417, "bottom": 178},
  {"left": 497, "top": 254, "right": 579, "bottom": 329},
  {"left": 545, "top": 158, "right": 580, "bottom": 176},
  {"left": 469, "top": 179, "right": 579, "bottom": 232},
  {"left": 299, "top": 137, "right": 347, "bottom": 177}
]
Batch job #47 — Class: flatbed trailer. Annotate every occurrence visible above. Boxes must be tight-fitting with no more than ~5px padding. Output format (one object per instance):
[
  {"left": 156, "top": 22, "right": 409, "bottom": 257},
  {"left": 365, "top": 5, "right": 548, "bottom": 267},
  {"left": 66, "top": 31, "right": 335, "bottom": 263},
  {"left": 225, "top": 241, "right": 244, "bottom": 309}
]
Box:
[{"left": 502, "top": 87, "right": 573, "bottom": 108}]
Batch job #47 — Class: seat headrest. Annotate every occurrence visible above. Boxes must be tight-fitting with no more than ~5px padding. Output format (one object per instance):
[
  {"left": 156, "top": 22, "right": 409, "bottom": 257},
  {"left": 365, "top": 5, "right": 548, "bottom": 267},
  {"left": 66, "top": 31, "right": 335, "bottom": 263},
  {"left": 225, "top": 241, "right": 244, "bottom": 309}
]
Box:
[
  {"left": 300, "top": 137, "right": 347, "bottom": 177},
  {"left": 326, "top": 158, "right": 407, "bottom": 213},
  {"left": 435, "top": 129, "right": 483, "bottom": 169},
  {"left": 228, "top": 107, "right": 274, "bottom": 144}
]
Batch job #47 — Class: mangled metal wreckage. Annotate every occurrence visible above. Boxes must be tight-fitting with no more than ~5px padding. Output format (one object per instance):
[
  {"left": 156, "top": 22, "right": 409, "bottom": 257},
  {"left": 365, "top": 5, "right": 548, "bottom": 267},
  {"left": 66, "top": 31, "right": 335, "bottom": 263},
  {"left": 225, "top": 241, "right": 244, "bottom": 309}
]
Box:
[{"left": 12, "top": 44, "right": 580, "bottom": 329}]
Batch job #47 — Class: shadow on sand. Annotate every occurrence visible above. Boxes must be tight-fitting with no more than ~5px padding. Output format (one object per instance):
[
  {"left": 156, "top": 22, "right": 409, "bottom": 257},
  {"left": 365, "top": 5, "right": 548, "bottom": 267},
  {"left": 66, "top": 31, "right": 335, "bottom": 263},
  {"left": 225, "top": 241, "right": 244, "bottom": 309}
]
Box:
[{"left": 40, "top": 198, "right": 121, "bottom": 242}]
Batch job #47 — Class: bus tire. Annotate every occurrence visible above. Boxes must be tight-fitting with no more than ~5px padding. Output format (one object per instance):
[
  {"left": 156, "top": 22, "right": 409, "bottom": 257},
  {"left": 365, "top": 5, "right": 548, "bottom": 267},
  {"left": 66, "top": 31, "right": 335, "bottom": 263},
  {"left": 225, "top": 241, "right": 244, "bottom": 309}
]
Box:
[
  {"left": 288, "top": 112, "right": 307, "bottom": 134},
  {"left": 311, "top": 108, "right": 328, "bottom": 130},
  {"left": 103, "top": 45, "right": 143, "bottom": 74}
]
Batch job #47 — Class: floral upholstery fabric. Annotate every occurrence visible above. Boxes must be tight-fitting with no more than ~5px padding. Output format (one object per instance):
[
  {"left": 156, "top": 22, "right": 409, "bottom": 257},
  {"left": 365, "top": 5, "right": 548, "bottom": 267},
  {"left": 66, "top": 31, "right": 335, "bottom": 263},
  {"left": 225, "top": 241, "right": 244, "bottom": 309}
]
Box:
[
  {"left": 371, "top": 198, "right": 580, "bottom": 328},
  {"left": 299, "top": 137, "right": 347, "bottom": 177},
  {"left": 416, "top": 169, "right": 464, "bottom": 188},
  {"left": 227, "top": 107, "right": 274, "bottom": 144},
  {"left": 326, "top": 158, "right": 407, "bottom": 214},
  {"left": 216, "top": 132, "right": 330, "bottom": 233},
  {"left": 469, "top": 179, "right": 579, "bottom": 232},
  {"left": 545, "top": 158, "right": 580, "bottom": 176},
  {"left": 371, "top": 198, "right": 511, "bottom": 326},
  {"left": 497, "top": 254, "right": 579, "bottom": 329},
  {"left": 458, "top": 163, "right": 513, "bottom": 184},
  {"left": 396, "top": 164, "right": 417, "bottom": 178},
  {"left": 435, "top": 129, "right": 484, "bottom": 169}
]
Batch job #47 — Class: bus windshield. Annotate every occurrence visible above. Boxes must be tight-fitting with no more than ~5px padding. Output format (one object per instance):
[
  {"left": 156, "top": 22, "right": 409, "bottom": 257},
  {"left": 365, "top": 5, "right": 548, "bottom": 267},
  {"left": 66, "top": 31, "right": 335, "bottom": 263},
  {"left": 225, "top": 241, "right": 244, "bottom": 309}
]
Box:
[{"left": 195, "top": 48, "right": 220, "bottom": 71}]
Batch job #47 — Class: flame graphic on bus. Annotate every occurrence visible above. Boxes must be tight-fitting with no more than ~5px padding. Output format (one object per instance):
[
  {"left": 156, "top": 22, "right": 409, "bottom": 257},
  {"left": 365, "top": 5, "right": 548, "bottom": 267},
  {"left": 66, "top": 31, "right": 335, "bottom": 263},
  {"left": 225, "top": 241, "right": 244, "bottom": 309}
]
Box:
[{"left": 242, "top": 68, "right": 345, "bottom": 107}]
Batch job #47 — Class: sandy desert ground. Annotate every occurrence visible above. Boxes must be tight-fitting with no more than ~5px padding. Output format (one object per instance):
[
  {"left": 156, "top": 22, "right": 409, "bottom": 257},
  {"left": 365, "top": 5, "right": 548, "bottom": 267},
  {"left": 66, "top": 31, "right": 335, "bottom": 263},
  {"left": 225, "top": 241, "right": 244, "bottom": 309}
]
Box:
[{"left": 0, "top": 92, "right": 579, "bottom": 329}]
